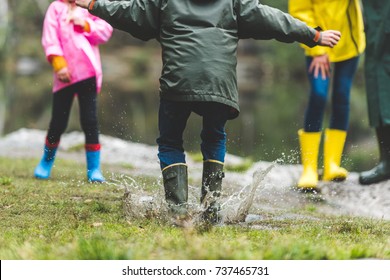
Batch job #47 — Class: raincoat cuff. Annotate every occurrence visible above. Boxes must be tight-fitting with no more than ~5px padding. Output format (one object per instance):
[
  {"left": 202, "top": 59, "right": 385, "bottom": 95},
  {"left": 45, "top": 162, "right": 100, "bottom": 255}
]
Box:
[
  {"left": 88, "top": 0, "right": 96, "bottom": 11},
  {"left": 313, "top": 30, "right": 321, "bottom": 43},
  {"left": 50, "top": 56, "right": 68, "bottom": 72},
  {"left": 45, "top": 46, "right": 64, "bottom": 62},
  {"left": 83, "top": 21, "right": 91, "bottom": 33}
]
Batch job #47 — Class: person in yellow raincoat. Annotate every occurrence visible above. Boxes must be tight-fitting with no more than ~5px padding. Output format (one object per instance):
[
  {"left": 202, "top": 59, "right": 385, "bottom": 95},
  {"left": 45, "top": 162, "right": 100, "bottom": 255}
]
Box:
[{"left": 289, "top": 0, "right": 365, "bottom": 191}]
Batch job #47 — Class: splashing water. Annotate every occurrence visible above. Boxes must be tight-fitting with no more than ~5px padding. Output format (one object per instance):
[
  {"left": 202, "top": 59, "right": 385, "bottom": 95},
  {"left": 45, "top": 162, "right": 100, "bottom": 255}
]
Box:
[
  {"left": 112, "top": 164, "right": 273, "bottom": 227},
  {"left": 223, "top": 164, "right": 274, "bottom": 224},
  {"left": 110, "top": 174, "right": 170, "bottom": 223},
  {"left": 111, "top": 174, "right": 221, "bottom": 226},
  {"left": 111, "top": 161, "right": 390, "bottom": 226}
]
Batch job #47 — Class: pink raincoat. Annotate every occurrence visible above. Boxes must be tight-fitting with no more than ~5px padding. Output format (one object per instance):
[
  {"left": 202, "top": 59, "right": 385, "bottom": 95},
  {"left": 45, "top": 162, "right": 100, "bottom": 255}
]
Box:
[{"left": 42, "top": 0, "right": 113, "bottom": 93}]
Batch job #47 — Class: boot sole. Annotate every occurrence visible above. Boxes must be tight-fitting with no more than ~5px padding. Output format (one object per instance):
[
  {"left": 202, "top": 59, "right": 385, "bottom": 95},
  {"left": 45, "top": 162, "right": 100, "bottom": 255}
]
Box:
[
  {"left": 34, "top": 176, "right": 50, "bottom": 180},
  {"left": 359, "top": 175, "right": 390, "bottom": 185},
  {"left": 88, "top": 180, "right": 106, "bottom": 183}
]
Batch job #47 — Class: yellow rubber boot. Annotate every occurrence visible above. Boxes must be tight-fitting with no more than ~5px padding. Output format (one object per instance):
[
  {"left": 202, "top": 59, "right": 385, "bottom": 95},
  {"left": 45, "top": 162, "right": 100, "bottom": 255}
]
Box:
[
  {"left": 297, "top": 129, "right": 321, "bottom": 189},
  {"left": 322, "top": 128, "right": 348, "bottom": 181}
]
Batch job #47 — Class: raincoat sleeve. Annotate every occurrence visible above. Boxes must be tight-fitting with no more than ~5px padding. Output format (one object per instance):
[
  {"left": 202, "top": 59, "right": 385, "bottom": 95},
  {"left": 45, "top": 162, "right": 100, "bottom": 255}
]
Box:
[
  {"left": 236, "top": 0, "right": 317, "bottom": 48},
  {"left": 42, "top": 4, "right": 64, "bottom": 62},
  {"left": 288, "top": 0, "right": 327, "bottom": 56},
  {"left": 88, "top": 0, "right": 160, "bottom": 41},
  {"left": 84, "top": 14, "right": 114, "bottom": 45}
]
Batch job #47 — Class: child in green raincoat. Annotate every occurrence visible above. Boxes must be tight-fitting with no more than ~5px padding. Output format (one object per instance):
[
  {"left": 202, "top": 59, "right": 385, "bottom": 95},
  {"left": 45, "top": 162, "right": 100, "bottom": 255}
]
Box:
[{"left": 75, "top": 0, "right": 340, "bottom": 223}]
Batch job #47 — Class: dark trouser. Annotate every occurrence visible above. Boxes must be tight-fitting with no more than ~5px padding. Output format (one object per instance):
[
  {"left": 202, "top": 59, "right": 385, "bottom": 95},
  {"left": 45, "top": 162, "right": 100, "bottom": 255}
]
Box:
[
  {"left": 46, "top": 77, "right": 100, "bottom": 145},
  {"left": 304, "top": 56, "right": 359, "bottom": 132},
  {"left": 156, "top": 99, "right": 230, "bottom": 169}
]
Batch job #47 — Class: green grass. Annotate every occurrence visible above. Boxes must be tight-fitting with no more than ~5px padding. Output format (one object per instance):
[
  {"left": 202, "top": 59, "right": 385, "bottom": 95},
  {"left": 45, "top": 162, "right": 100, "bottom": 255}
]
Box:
[
  {"left": 225, "top": 159, "right": 253, "bottom": 173},
  {"left": 0, "top": 157, "right": 390, "bottom": 260}
]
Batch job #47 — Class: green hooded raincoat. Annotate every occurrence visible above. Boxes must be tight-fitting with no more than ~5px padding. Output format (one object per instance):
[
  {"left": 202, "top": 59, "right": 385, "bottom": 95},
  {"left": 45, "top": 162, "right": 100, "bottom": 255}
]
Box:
[{"left": 89, "top": 0, "right": 320, "bottom": 119}]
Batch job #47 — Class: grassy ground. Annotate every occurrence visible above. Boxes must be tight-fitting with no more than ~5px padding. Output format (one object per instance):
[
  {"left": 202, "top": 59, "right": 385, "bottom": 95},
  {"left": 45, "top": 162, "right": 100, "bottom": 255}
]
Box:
[{"left": 1, "top": 156, "right": 390, "bottom": 260}]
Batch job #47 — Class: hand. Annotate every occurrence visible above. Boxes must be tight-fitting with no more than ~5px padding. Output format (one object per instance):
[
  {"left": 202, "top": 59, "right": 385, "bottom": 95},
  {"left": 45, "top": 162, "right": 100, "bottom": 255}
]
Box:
[
  {"left": 308, "top": 54, "right": 330, "bottom": 80},
  {"left": 319, "top": 30, "right": 341, "bottom": 48},
  {"left": 56, "top": 67, "right": 71, "bottom": 83},
  {"left": 75, "top": 0, "right": 90, "bottom": 9},
  {"left": 70, "top": 15, "right": 86, "bottom": 28}
]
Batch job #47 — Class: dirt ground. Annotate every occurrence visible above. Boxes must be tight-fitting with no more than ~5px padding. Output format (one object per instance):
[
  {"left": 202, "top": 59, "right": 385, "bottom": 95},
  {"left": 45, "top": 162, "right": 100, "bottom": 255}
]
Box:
[{"left": 1, "top": 128, "right": 389, "bottom": 222}]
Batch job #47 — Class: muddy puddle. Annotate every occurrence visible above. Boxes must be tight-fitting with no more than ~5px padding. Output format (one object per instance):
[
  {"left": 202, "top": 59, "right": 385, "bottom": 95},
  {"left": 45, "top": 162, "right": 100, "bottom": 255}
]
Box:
[{"left": 1, "top": 129, "right": 390, "bottom": 224}]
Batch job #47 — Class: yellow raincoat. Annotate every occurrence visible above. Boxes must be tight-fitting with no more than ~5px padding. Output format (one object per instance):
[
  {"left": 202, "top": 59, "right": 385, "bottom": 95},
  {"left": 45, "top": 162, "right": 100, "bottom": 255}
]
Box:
[{"left": 289, "top": 0, "right": 365, "bottom": 62}]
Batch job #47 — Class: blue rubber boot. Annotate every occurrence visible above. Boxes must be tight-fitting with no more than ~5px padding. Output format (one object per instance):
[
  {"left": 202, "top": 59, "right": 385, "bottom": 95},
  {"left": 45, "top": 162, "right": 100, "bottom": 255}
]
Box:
[
  {"left": 86, "top": 150, "right": 105, "bottom": 183},
  {"left": 34, "top": 145, "right": 57, "bottom": 179}
]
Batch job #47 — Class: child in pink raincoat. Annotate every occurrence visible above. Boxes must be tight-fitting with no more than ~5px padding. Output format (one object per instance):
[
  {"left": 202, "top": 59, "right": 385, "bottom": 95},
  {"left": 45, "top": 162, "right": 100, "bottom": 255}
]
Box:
[{"left": 34, "top": 0, "right": 113, "bottom": 182}]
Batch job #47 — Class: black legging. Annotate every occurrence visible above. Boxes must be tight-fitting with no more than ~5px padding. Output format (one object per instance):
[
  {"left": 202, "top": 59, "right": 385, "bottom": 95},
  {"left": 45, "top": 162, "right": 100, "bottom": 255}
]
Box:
[{"left": 47, "top": 77, "right": 100, "bottom": 145}]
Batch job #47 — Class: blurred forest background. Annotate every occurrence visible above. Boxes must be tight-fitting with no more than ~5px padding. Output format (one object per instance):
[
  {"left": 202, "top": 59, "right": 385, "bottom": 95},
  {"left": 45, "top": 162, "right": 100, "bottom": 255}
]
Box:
[{"left": 0, "top": 0, "right": 377, "bottom": 171}]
